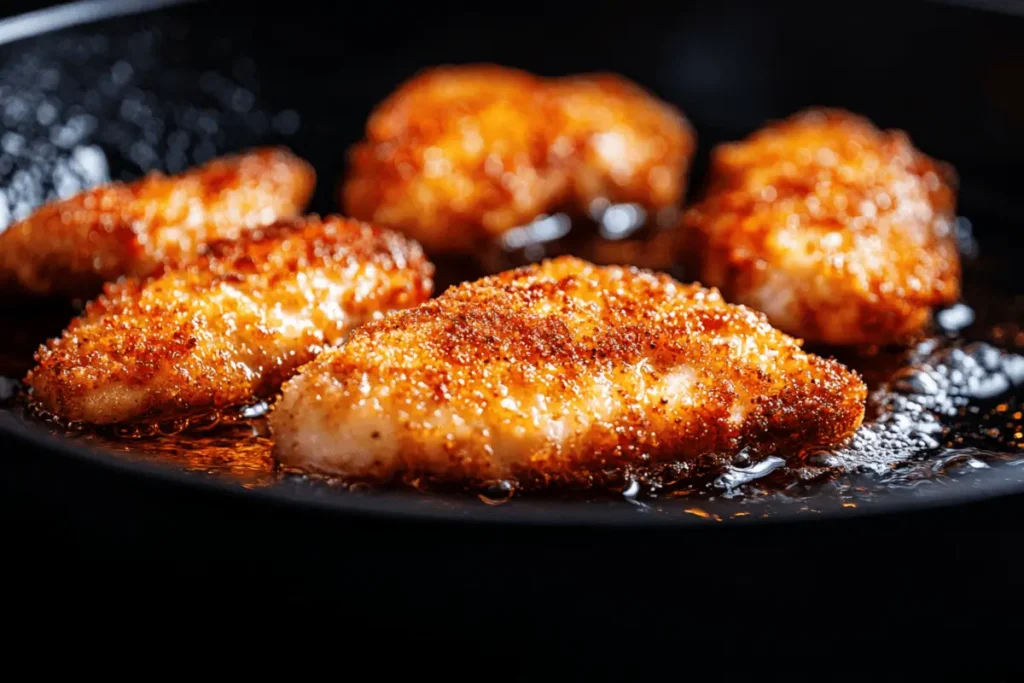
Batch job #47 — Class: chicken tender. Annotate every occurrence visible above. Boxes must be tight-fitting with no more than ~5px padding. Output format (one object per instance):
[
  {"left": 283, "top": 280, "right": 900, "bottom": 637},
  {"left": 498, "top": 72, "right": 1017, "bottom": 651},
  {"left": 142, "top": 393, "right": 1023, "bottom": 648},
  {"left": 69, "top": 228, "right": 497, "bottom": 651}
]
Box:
[
  {"left": 271, "top": 256, "right": 866, "bottom": 487},
  {"left": 343, "top": 65, "right": 566, "bottom": 255},
  {"left": 26, "top": 216, "right": 433, "bottom": 425},
  {"left": 0, "top": 147, "right": 315, "bottom": 298},
  {"left": 684, "top": 109, "right": 960, "bottom": 346},
  {"left": 341, "top": 65, "right": 694, "bottom": 256}
]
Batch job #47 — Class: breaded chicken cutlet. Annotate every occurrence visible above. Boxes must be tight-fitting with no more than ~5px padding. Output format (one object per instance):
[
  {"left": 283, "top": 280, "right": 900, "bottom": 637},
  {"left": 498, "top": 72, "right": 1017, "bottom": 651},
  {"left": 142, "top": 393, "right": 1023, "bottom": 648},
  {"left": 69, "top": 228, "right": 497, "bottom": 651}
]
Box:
[
  {"left": 0, "top": 147, "right": 315, "bottom": 299},
  {"left": 271, "top": 256, "right": 866, "bottom": 486},
  {"left": 342, "top": 65, "right": 694, "bottom": 257},
  {"left": 26, "top": 216, "right": 433, "bottom": 425},
  {"left": 684, "top": 109, "right": 961, "bottom": 346}
]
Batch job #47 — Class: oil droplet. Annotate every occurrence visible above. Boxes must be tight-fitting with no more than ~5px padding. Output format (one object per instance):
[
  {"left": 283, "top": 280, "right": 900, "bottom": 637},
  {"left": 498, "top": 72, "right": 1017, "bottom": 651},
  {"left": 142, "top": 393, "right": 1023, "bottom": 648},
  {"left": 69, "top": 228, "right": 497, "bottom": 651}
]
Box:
[
  {"left": 935, "top": 303, "right": 976, "bottom": 333},
  {"left": 240, "top": 401, "right": 269, "bottom": 419},
  {"left": 477, "top": 479, "right": 515, "bottom": 505},
  {"left": 715, "top": 455, "right": 785, "bottom": 490}
]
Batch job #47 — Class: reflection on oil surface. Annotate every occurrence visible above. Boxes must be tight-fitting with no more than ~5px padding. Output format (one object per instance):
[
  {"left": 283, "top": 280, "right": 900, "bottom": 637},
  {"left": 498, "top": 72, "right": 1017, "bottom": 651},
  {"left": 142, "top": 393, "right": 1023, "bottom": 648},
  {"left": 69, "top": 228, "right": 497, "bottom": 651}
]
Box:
[{"left": 3, "top": 216, "right": 1024, "bottom": 515}]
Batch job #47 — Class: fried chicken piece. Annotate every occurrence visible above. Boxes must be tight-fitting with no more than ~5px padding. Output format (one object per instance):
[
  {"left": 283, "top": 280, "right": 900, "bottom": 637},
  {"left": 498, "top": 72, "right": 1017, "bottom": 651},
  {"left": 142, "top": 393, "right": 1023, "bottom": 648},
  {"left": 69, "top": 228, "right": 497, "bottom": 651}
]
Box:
[
  {"left": 342, "top": 65, "right": 567, "bottom": 255},
  {"left": 26, "top": 216, "right": 433, "bottom": 425},
  {"left": 271, "top": 256, "right": 865, "bottom": 486},
  {"left": 684, "top": 109, "right": 960, "bottom": 346},
  {"left": 341, "top": 65, "right": 694, "bottom": 256},
  {"left": 0, "top": 147, "right": 315, "bottom": 298}
]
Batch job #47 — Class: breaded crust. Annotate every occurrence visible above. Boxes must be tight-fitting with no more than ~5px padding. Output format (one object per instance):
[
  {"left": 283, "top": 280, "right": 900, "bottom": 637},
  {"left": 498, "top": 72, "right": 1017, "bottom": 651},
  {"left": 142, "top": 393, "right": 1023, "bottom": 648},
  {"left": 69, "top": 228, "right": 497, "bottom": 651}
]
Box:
[
  {"left": 684, "top": 108, "right": 960, "bottom": 346},
  {"left": 271, "top": 256, "right": 866, "bottom": 487},
  {"left": 0, "top": 147, "right": 316, "bottom": 298},
  {"left": 341, "top": 64, "right": 694, "bottom": 256},
  {"left": 26, "top": 215, "right": 433, "bottom": 425},
  {"left": 342, "top": 65, "right": 564, "bottom": 254}
]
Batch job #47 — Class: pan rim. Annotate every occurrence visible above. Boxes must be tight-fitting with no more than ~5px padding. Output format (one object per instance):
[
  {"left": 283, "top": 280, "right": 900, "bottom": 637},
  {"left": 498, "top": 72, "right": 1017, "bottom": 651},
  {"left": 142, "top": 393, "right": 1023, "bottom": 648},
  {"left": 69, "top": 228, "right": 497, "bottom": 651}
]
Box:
[
  {"left": 3, "top": 0, "right": 1024, "bottom": 529},
  {"left": 0, "top": 0, "right": 201, "bottom": 47}
]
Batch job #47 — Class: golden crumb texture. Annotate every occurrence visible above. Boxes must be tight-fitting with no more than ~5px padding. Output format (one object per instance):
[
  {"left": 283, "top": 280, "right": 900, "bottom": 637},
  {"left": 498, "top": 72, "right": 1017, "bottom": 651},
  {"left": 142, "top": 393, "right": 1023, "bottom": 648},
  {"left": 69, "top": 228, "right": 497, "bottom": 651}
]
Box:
[
  {"left": 271, "top": 256, "right": 866, "bottom": 486},
  {"left": 342, "top": 65, "right": 695, "bottom": 255},
  {"left": 0, "top": 147, "right": 316, "bottom": 298},
  {"left": 26, "top": 215, "right": 433, "bottom": 425},
  {"left": 684, "top": 108, "right": 960, "bottom": 346}
]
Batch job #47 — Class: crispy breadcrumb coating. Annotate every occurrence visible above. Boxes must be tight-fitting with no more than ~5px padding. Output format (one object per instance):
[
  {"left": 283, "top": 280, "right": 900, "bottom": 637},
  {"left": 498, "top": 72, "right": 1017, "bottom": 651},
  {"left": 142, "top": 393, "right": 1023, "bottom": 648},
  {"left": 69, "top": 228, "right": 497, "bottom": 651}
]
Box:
[
  {"left": 271, "top": 256, "right": 865, "bottom": 486},
  {"left": 685, "top": 109, "right": 960, "bottom": 346},
  {"left": 26, "top": 216, "right": 433, "bottom": 425},
  {"left": 0, "top": 147, "right": 315, "bottom": 298},
  {"left": 342, "top": 65, "right": 694, "bottom": 256},
  {"left": 343, "top": 66, "right": 564, "bottom": 254}
]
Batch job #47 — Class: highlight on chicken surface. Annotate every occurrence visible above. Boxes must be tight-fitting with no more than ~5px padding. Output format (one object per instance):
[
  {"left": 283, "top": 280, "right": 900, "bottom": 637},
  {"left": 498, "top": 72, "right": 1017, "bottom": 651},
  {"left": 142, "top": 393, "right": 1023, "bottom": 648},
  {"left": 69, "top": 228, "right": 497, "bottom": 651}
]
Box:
[
  {"left": 684, "top": 108, "right": 961, "bottom": 346},
  {"left": 271, "top": 256, "right": 866, "bottom": 487},
  {"left": 25, "top": 216, "right": 433, "bottom": 426},
  {"left": 0, "top": 147, "right": 316, "bottom": 299},
  {"left": 341, "top": 64, "right": 695, "bottom": 262},
  {"left": 549, "top": 74, "right": 693, "bottom": 220}
]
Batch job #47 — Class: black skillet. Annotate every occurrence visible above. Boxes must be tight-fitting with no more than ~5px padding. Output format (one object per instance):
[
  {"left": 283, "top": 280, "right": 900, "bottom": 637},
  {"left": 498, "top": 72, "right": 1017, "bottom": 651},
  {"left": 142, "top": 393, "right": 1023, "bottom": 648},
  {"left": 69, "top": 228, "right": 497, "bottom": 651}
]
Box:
[{"left": 3, "top": 0, "right": 1024, "bottom": 662}]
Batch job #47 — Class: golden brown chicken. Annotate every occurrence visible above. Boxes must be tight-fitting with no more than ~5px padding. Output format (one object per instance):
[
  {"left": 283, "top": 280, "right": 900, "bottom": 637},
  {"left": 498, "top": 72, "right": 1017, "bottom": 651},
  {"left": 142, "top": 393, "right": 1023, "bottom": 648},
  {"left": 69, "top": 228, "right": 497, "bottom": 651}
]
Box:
[
  {"left": 684, "top": 109, "right": 960, "bottom": 346},
  {"left": 342, "top": 65, "right": 564, "bottom": 255},
  {"left": 26, "top": 216, "right": 433, "bottom": 426},
  {"left": 341, "top": 64, "right": 694, "bottom": 258},
  {"left": 0, "top": 147, "right": 316, "bottom": 299},
  {"left": 271, "top": 256, "right": 866, "bottom": 487}
]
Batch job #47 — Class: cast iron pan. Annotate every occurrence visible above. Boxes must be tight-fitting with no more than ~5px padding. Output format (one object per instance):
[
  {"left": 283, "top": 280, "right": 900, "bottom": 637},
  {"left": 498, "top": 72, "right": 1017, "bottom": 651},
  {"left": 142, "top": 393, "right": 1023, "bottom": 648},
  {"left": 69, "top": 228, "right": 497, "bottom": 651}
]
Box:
[{"left": 3, "top": 0, "right": 1024, "bottom": 662}]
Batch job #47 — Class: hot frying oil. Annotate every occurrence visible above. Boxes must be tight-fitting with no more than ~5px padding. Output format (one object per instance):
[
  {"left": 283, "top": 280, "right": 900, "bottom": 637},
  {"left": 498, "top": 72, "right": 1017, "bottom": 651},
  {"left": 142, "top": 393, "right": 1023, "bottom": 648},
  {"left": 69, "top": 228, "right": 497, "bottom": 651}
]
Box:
[{"left": 3, "top": 214, "right": 1024, "bottom": 508}]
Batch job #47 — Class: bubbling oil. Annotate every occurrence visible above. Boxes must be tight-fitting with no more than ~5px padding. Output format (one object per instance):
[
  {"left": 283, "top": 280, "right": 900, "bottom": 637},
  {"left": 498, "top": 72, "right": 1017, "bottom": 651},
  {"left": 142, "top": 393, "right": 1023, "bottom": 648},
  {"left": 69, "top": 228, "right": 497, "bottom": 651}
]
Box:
[
  {"left": 79, "top": 418, "right": 278, "bottom": 488},
  {"left": 7, "top": 305, "right": 1024, "bottom": 506},
  {"left": 3, "top": 214, "right": 1023, "bottom": 508}
]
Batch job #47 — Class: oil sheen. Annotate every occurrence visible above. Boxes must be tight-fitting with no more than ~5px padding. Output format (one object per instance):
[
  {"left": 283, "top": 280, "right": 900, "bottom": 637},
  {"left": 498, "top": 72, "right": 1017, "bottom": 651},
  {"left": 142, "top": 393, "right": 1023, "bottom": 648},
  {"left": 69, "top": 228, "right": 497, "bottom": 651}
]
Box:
[{"left": 4, "top": 216, "right": 1024, "bottom": 512}]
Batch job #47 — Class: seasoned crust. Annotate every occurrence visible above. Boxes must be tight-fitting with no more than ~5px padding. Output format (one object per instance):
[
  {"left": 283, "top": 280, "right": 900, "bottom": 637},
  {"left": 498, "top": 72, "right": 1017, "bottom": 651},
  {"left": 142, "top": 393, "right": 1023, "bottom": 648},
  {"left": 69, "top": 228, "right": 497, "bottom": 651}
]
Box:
[
  {"left": 0, "top": 147, "right": 316, "bottom": 298},
  {"left": 684, "top": 108, "right": 961, "bottom": 346},
  {"left": 25, "top": 215, "right": 433, "bottom": 425},
  {"left": 343, "top": 65, "right": 564, "bottom": 254},
  {"left": 341, "top": 64, "right": 694, "bottom": 256},
  {"left": 271, "top": 256, "right": 866, "bottom": 487}
]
